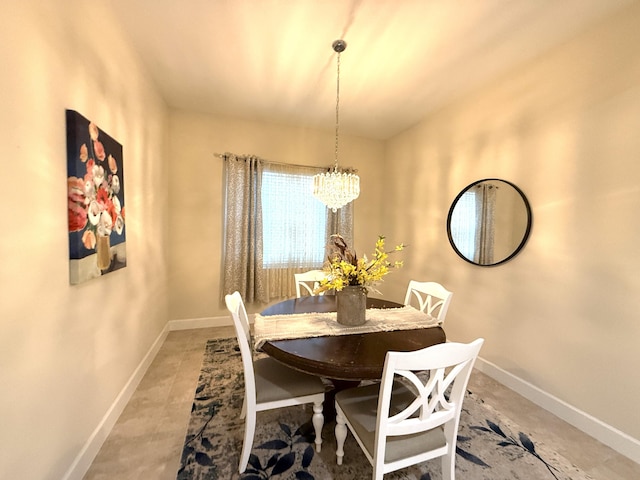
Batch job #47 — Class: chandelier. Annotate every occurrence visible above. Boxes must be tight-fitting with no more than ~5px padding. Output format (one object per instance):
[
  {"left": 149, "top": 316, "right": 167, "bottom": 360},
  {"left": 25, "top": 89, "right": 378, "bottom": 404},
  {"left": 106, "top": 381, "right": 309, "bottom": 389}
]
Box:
[{"left": 313, "top": 39, "right": 360, "bottom": 213}]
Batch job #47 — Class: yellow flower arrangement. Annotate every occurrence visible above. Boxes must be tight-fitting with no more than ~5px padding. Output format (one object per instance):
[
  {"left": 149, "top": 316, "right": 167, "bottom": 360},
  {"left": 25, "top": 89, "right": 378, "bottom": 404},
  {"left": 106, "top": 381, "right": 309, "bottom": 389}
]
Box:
[{"left": 315, "top": 234, "right": 406, "bottom": 294}]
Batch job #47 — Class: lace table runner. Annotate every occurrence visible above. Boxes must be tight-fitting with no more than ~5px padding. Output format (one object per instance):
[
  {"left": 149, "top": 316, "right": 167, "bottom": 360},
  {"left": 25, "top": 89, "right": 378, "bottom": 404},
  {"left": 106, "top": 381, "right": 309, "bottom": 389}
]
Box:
[{"left": 254, "top": 305, "right": 439, "bottom": 350}]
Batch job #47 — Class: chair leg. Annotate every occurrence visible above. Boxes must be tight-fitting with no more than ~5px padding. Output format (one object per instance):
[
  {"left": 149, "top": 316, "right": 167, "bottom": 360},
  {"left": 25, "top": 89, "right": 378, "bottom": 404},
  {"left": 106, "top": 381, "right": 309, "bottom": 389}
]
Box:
[
  {"left": 312, "top": 400, "right": 324, "bottom": 452},
  {"left": 335, "top": 408, "right": 348, "bottom": 465},
  {"left": 240, "top": 396, "right": 246, "bottom": 419},
  {"left": 373, "top": 465, "right": 384, "bottom": 480},
  {"left": 238, "top": 413, "right": 256, "bottom": 473},
  {"left": 441, "top": 452, "right": 455, "bottom": 480}
]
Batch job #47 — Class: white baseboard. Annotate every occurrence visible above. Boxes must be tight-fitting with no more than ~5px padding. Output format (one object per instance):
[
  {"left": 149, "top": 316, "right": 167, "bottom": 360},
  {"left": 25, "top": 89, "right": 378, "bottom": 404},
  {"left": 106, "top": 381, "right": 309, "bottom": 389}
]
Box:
[
  {"left": 475, "top": 356, "right": 640, "bottom": 464},
  {"left": 61, "top": 324, "right": 170, "bottom": 480},
  {"left": 168, "top": 315, "right": 231, "bottom": 330}
]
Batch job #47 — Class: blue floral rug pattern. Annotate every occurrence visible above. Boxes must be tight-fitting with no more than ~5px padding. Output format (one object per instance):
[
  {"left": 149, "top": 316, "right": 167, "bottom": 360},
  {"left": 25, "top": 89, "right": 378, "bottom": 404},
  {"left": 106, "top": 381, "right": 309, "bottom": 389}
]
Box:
[{"left": 177, "top": 338, "right": 593, "bottom": 480}]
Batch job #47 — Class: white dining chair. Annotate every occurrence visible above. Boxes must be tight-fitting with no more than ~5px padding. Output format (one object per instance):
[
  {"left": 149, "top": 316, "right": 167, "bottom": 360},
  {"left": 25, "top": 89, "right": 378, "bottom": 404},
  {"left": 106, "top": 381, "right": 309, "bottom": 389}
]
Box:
[
  {"left": 294, "top": 270, "right": 327, "bottom": 297},
  {"left": 403, "top": 280, "right": 453, "bottom": 324},
  {"left": 225, "top": 291, "right": 326, "bottom": 473},
  {"left": 334, "top": 338, "right": 484, "bottom": 479}
]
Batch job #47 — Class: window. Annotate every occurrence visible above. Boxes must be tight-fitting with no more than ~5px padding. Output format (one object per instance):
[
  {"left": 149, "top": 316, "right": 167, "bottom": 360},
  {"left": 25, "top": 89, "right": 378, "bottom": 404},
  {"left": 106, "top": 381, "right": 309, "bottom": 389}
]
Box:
[
  {"left": 449, "top": 190, "right": 477, "bottom": 260},
  {"left": 222, "top": 154, "right": 352, "bottom": 303},
  {"left": 261, "top": 169, "right": 327, "bottom": 269}
]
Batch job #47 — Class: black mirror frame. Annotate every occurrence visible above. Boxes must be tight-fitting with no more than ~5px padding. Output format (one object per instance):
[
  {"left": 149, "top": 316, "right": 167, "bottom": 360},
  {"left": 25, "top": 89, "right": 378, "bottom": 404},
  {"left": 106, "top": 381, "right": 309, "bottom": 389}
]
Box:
[{"left": 446, "top": 178, "right": 533, "bottom": 267}]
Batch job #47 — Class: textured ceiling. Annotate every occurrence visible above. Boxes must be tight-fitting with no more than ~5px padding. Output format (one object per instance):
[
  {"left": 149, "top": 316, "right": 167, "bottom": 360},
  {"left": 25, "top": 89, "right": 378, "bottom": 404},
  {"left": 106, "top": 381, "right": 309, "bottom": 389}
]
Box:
[{"left": 108, "top": 0, "right": 633, "bottom": 139}]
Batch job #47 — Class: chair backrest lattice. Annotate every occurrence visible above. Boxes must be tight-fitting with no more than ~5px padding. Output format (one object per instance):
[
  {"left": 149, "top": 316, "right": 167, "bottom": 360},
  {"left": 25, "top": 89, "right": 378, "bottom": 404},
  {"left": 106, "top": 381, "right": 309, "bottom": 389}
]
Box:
[
  {"left": 383, "top": 358, "right": 471, "bottom": 436},
  {"left": 294, "top": 270, "right": 327, "bottom": 297},
  {"left": 403, "top": 280, "right": 453, "bottom": 324}
]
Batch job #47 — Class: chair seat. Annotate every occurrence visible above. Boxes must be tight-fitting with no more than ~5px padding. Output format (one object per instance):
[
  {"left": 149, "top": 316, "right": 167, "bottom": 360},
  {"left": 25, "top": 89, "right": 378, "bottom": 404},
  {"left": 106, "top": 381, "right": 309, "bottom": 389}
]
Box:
[
  {"left": 254, "top": 357, "right": 325, "bottom": 405},
  {"left": 336, "top": 382, "right": 447, "bottom": 463}
]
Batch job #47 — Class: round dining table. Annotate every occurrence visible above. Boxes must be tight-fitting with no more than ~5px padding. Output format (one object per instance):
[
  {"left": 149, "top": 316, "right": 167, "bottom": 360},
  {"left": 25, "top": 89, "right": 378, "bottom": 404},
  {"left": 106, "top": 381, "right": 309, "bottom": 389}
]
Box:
[{"left": 259, "top": 295, "right": 447, "bottom": 382}]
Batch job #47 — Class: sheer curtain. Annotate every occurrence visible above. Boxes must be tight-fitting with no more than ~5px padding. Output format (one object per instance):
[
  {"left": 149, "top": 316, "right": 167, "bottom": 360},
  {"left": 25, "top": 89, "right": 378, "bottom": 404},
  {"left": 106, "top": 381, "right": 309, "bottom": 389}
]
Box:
[
  {"left": 474, "top": 182, "right": 497, "bottom": 264},
  {"left": 262, "top": 161, "right": 328, "bottom": 300},
  {"left": 222, "top": 153, "right": 354, "bottom": 304}
]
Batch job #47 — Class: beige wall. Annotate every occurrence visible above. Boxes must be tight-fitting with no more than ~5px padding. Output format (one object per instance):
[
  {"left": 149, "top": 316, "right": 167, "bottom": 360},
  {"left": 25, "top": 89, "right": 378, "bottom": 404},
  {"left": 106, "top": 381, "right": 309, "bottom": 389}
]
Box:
[
  {"left": 386, "top": 3, "right": 640, "bottom": 441},
  {"left": 3, "top": 0, "right": 640, "bottom": 478},
  {"left": 0, "top": 2, "right": 170, "bottom": 479},
  {"left": 167, "top": 110, "right": 386, "bottom": 318}
]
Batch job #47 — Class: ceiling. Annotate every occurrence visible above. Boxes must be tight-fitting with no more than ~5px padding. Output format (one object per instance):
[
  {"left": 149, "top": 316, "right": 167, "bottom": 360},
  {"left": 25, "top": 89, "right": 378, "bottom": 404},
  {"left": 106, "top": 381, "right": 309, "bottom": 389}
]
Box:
[{"left": 108, "top": 0, "right": 633, "bottom": 140}]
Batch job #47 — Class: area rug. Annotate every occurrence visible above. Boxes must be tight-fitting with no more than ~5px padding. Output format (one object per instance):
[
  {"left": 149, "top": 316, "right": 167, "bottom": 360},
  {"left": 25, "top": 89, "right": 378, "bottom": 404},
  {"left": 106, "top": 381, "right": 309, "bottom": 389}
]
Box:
[{"left": 177, "top": 338, "right": 593, "bottom": 480}]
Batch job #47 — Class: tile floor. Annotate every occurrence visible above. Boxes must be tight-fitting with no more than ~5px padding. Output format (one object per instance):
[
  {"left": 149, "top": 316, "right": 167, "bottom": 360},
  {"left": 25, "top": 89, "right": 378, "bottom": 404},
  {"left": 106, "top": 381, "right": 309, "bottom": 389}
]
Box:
[{"left": 83, "top": 327, "right": 640, "bottom": 479}]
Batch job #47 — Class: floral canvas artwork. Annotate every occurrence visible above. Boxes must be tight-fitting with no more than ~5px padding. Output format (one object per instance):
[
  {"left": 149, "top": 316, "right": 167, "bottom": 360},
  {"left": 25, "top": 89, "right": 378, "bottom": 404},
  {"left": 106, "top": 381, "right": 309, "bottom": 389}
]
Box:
[{"left": 66, "top": 110, "right": 126, "bottom": 284}]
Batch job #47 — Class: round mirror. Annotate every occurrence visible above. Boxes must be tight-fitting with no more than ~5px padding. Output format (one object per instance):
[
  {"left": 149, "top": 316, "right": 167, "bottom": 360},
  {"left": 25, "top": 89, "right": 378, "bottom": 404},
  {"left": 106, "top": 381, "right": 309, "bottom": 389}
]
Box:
[{"left": 447, "top": 178, "right": 532, "bottom": 266}]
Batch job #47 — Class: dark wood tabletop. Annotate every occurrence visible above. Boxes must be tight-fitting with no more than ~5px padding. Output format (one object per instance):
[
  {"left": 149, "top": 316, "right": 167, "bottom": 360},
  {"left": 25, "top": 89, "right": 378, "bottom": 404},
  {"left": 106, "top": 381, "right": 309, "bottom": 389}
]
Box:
[{"left": 259, "top": 296, "right": 446, "bottom": 381}]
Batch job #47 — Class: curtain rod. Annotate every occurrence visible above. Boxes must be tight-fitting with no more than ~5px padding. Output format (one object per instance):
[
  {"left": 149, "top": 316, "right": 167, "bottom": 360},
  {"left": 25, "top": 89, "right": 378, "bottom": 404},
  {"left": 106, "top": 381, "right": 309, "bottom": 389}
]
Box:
[
  {"left": 213, "top": 153, "right": 356, "bottom": 172},
  {"left": 214, "top": 152, "right": 310, "bottom": 168},
  {"left": 475, "top": 182, "right": 499, "bottom": 189}
]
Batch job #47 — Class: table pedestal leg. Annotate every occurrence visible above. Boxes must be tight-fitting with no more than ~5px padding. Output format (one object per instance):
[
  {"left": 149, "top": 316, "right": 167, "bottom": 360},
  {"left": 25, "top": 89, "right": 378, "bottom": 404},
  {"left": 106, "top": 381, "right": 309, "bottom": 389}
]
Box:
[{"left": 323, "top": 379, "right": 360, "bottom": 421}]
